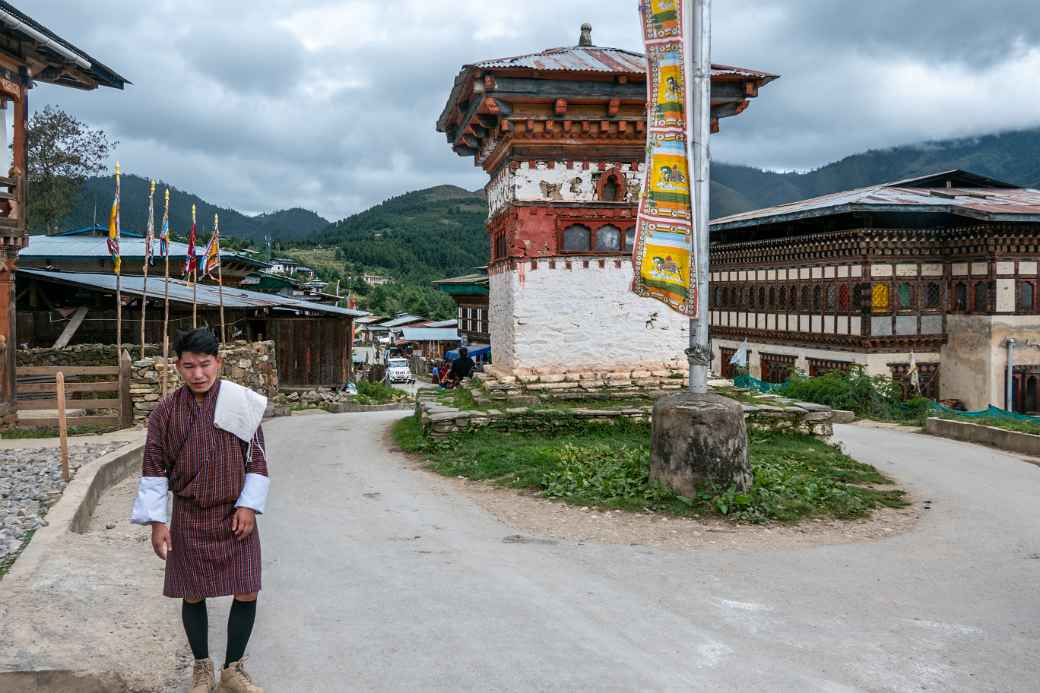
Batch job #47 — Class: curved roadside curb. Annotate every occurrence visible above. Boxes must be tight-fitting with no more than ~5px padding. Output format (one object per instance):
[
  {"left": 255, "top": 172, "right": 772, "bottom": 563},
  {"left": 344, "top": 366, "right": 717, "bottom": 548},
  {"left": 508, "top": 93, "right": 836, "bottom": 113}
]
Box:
[{"left": 2, "top": 440, "right": 144, "bottom": 584}]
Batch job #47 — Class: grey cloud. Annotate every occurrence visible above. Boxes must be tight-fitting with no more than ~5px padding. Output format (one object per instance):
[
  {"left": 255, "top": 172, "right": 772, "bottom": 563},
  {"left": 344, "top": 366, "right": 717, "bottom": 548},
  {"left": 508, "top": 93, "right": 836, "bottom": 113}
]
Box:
[{"left": 22, "top": 1, "right": 1040, "bottom": 222}]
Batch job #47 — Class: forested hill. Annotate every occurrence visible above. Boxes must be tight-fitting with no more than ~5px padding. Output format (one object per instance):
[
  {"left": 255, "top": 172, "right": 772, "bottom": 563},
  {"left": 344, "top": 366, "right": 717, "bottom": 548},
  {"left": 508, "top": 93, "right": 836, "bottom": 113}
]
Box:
[
  {"left": 710, "top": 127, "right": 1040, "bottom": 217},
  {"left": 311, "top": 185, "right": 489, "bottom": 282},
  {"left": 60, "top": 174, "right": 329, "bottom": 241}
]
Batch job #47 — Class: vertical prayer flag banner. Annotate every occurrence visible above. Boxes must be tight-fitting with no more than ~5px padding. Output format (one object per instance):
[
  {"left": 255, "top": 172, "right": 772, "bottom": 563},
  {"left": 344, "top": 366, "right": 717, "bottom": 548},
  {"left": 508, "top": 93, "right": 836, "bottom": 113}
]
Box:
[
  {"left": 185, "top": 204, "right": 198, "bottom": 277},
  {"left": 108, "top": 162, "right": 122, "bottom": 275},
  {"left": 204, "top": 214, "right": 221, "bottom": 277},
  {"left": 160, "top": 189, "right": 171, "bottom": 257},
  {"left": 144, "top": 179, "right": 156, "bottom": 265},
  {"left": 632, "top": 0, "right": 697, "bottom": 316}
]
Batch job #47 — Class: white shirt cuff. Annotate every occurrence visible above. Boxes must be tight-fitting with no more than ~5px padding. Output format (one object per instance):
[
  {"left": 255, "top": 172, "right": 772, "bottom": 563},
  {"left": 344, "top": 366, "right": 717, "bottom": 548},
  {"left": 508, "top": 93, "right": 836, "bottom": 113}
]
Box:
[
  {"left": 130, "top": 476, "right": 169, "bottom": 525},
  {"left": 235, "top": 473, "right": 270, "bottom": 514}
]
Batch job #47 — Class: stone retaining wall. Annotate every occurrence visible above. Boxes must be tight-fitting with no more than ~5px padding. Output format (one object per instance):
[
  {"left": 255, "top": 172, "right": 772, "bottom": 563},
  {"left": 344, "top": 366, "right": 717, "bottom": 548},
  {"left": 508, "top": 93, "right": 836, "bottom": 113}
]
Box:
[
  {"left": 474, "top": 366, "right": 688, "bottom": 402},
  {"left": 925, "top": 417, "right": 1040, "bottom": 456},
  {"left": 416, "top": 391, "right": 834, "bottom": 439},
  {"left": 130, "top": 341, "right": 278, "bottom": 421},
  {"left": 16, "top": 344, "right": 160, "bottom": 367}
]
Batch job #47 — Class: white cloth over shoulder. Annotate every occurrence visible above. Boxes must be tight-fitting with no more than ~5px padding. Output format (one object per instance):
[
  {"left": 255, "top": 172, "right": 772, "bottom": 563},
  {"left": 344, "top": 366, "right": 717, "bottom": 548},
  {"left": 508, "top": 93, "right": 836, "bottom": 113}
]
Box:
[
  {"left": 214, "top": 379, "right": 268, "bottom": 443},
  {"left": 214, "top": 380, "right": 271, "bottom": 515}
]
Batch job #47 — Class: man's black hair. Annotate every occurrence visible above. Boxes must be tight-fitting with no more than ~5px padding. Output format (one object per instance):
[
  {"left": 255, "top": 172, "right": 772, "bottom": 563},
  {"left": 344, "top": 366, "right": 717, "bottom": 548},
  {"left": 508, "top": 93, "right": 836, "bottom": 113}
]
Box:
[
  {"left": 173, "top": 328, "right": 220, "bottom": 358},
  {"left": 459, "top": 347, "right": 469, "bottom": 357}
]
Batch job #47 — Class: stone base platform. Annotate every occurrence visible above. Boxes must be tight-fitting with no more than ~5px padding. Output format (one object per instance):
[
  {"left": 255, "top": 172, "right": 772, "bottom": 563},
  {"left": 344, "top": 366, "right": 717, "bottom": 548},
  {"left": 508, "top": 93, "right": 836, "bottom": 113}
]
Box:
[{"left": 475, "top": 365, "right": 689, "bottom": 402}]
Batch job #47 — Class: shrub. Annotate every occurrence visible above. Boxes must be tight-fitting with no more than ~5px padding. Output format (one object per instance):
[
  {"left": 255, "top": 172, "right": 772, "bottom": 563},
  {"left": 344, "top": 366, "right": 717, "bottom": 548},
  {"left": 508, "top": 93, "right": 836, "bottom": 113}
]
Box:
[
  {"left": 355, "top": 380, "right": 405, "bottom": 405},
  {"left": 778, "top": 367, "right": 929, "bottom": 423}
]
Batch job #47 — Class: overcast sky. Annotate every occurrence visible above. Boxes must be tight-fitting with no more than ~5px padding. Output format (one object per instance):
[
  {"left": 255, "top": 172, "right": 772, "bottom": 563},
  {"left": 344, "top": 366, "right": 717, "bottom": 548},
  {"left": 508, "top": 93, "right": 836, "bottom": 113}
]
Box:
[{"left": 26, "top": 0, "right": 1040, "bottom": 221}]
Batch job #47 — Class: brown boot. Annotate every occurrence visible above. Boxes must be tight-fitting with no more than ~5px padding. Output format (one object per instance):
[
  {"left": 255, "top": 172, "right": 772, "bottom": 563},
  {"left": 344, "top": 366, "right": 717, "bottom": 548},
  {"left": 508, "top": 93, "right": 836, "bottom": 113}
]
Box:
[
  {"left": 219, "top": 657, "right": 264, "bottom": 692},
  {"left": 189, "top": 658, "right": 215, "bottom": 693}
]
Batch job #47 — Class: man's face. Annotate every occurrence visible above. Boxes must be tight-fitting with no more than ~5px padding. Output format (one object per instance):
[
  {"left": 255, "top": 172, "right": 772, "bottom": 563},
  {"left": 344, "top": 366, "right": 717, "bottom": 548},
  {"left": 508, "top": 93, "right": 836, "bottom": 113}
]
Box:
[{"left": 175, "top": 351, "right": 222, "bottom": 394}]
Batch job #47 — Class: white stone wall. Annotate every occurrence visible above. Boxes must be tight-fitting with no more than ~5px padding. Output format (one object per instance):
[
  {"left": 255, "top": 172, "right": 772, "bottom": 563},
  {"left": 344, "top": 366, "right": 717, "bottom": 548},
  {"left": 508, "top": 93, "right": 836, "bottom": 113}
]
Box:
[
  {"left": 942, "top": 314, "right": 1040, "bottom": 410},
  {"left": 490, "top": 259, "right": 688, "bottom": 373},
  {"left": 486, "top": 161, "right": 646, "bottom": 218}
]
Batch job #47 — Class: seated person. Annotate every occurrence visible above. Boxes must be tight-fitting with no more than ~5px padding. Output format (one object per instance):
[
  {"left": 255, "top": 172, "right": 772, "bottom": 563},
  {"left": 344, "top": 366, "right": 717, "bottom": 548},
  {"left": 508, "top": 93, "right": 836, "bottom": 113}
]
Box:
[{"left": 448, "top": 347, "right": 475, "bottom": 383}]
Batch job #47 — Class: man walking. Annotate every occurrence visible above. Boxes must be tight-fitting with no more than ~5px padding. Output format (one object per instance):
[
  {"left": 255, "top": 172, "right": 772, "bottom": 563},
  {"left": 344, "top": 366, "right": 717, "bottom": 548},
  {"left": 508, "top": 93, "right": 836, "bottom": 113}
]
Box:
[{"left": 131, "top": 328, "right": 270, "bottom": 692}]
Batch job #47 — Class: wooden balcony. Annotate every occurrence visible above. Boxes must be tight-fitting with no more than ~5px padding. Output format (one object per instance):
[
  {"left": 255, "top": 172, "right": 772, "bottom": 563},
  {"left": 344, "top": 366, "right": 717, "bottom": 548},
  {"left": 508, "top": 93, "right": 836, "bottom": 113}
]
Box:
[{"left": 0, "top": 173, "right": 26, "bottom": 247}]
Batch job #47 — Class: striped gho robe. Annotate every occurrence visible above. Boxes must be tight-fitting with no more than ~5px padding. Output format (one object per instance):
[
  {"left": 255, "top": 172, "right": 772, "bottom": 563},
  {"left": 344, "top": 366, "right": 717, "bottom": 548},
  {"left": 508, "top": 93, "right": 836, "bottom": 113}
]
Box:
[{"left": 131, "top": 380, "right": 269, "bottom": 598}]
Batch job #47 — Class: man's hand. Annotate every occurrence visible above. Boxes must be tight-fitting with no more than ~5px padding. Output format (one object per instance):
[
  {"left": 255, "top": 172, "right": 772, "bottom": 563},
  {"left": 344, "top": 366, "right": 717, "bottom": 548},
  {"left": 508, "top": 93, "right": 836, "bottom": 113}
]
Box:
[
  {"left": 150, "top": 522, "right": 172, "bottom": 560},
  {"left": 231, "top": 507, "right": 256, "bottom": 541}
]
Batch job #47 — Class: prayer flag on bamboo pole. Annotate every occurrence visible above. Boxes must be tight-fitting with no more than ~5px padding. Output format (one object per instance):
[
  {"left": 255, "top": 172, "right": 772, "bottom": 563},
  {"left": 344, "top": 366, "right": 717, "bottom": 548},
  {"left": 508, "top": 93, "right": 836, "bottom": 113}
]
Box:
[
  {"left": 159, "top": 189, "right": 171, "bottom": 258},
  {"left": 107, "top": 163, "right": 122, "bottom": 275},
  {"left": 631, "top": 0, "right": 696, "bottom": 316},
  {"left": 203, "top": 216, "right": 221, "bottom": 278},
  {"left": 141, "top": 180, "right": 156, "bottom": 358},
  {"left": 185, "top": 204, "right": 198, "bottom": 278}
]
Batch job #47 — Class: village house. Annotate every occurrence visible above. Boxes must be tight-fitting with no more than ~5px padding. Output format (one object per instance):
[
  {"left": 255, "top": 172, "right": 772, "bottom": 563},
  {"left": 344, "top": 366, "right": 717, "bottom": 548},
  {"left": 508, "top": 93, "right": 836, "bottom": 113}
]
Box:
[
  {"left": 436, "top": 25, "right": 774, "bottom": 388},
  {"left": 433, "top": 268, "right": 490, "bottom": 346},
  {"left": 0, "top": 3, "right": 128, "bottom": 424},
  {"left": 708, "top": 170, "right": 1040, "bottom": 412},
  {"left": 15, "top": 268, "right": 366, "bottom": 388},
  {"left": 392, "top": 326, "right": 461, "bottom": 361}
]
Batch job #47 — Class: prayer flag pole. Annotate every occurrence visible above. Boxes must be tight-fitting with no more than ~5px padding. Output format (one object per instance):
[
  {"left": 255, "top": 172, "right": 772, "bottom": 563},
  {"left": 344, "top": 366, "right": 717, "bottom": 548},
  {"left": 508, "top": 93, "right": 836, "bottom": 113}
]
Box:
[
  {"left": 141, "top": 179, "right": 155, "bottom": 359},
  {"left": 108, "top": 163, "right": 123, "bottom": 357},
  {"left": 685, "top": 0, "right": 711, "bottom": 394},
  {"left": 189, "top": 204, "right": 198, "bottom": 328},
  {"left": 161, "top": 189, "right": 171, "bottom": 363},
  {"left": 213, "top": 213, "right": 226, "bottom": 344}
]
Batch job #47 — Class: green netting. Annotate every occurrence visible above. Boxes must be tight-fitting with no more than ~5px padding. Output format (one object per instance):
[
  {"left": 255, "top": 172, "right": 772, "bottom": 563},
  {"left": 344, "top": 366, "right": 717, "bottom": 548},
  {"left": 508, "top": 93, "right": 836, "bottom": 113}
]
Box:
[
  {"left": 733, "top": 374, "right": 786, "bottom": 393},
  {"left": 930, "top": 402, "right": 1040, "bottom": 424}
]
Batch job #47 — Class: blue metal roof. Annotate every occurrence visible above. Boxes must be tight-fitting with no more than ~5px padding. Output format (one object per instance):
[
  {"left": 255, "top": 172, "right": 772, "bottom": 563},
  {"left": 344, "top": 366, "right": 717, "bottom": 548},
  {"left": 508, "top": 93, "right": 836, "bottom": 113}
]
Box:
[
  {"left": 379, "top": 314, "right": 426, "bottom": 328},
  {"left": 398, "top": 328, "right": 460, "bottom": 342},
  {"left": 22, "top": 234, "right": 269, "bottom": 268},
  {"left": 18, "top": 268, "right": 368, "bottom": 318}
]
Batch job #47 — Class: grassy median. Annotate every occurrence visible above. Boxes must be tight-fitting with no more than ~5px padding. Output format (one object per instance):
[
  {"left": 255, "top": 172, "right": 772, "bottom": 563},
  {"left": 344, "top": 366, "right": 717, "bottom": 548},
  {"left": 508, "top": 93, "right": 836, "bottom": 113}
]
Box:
[{"left": 392, "top": 416, "right": 906, "bottom": 523}]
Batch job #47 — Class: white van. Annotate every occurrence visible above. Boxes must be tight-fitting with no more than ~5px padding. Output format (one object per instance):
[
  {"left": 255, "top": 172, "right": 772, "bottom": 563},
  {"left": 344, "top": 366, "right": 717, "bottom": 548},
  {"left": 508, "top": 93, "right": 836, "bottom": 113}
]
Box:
[{"left": 386, "top": 358, "right": 415, "bottom": 384}]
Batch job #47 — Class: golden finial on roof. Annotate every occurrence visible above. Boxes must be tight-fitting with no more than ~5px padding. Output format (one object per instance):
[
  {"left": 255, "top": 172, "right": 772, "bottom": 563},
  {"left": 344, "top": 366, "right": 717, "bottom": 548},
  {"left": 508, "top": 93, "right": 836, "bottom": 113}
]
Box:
[{"left": 579, "top": 23, "right": 593, "bottom": 47}]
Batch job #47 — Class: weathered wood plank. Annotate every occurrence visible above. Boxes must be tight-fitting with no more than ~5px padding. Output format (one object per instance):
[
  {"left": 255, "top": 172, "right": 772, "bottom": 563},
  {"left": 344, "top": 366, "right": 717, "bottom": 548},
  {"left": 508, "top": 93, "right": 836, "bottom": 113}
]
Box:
[
  {"left": 17, "top": 398, "right": 119, "bottom": 411},
  {"left": 17, "top": 381, "right": 120, "bottom": 394},
  {"left": 52, "top": 306, "right": 90, "bottom": 349},
  {"left": 17, "top": 415, "right": 121, "bottom": 429}
]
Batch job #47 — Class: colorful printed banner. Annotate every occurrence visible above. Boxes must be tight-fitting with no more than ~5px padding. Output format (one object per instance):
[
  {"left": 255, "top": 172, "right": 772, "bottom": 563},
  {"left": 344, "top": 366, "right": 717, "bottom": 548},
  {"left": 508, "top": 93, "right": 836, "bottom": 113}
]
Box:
[
  {"left": 185, "top": 204, "right": 198, "bottom": 277},
  {"left": 632, "top": 0, "right": 697, "bottom": 316},
  {"left": 204, "top": 214, "right": 221, "bottom": 278},
  {"left": 107, "top": 162, "right": 121, "bottom": 275},
  {"left": 144, "top": 179, "right": 156, "bottom": 265},
  {"left": 160, "top": 189, "right": 171, "bottom": 257}
]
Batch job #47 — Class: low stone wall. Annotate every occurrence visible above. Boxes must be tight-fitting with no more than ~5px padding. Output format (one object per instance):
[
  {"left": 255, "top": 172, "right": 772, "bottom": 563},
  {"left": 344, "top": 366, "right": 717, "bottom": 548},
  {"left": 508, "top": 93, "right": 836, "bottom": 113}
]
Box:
[
  {"left": 475, "top": 366, "right": 688, "bottom": 402},
  {"left": 416, "top": 391, "right": 834, "bottom": 439},
  {"left": 16, "top": 344, "right": 160, "bottom": 367},
  {"left": 130, "top": 341, "right": 278, "bottom": 421},
  {"left": 925, "top": 417, "right": 1040, "bottom": 456}
]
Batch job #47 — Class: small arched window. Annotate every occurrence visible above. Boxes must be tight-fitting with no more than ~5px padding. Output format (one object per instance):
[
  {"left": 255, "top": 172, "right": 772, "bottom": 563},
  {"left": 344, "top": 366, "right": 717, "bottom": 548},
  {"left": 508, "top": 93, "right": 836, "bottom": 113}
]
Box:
[
  {"left": 624, "top": 227, "right": 636, "bottom": 250},
  {"left": 813, "top": 286, "right": 822, "bottom": 311},
  {"left": 826, "top": 285, "right": 837, "bottom": 311},
  {"left": 562, "top": 224, "right": 591, "bottom": 252},
  {"left": 778, "top": 286, "right": 786, "bottom": 308},
  {"left": 594, "top": 224, "right": 621, "bottom": 251},
  {"left": 769, "top": 287, "right": 776, "bottom": 308},
  {"left": 601, "top": 177, "right": 619, "bottom": 201},
  {"left": 801, "top": 286, "right": 811, "bottom": 311},
  {"left": 758, "top": 286, "right": 766, "bottom": 308},
  {"left": 897, "top": 282, "right": 914, "bottom": 310}
]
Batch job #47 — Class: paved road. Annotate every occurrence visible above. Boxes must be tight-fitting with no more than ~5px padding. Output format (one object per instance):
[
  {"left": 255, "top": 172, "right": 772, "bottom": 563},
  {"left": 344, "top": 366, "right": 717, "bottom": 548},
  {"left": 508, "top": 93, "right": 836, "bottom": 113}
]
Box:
[{"left": 243, "top": 414, "right": 1039, "bottom": 692}]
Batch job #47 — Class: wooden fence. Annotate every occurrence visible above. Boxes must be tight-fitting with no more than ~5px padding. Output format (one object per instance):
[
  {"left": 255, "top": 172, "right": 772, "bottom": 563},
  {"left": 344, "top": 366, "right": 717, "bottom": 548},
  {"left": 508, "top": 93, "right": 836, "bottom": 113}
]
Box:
[{"left": 15, "top": 350, "right": 132, "bottom": 429}]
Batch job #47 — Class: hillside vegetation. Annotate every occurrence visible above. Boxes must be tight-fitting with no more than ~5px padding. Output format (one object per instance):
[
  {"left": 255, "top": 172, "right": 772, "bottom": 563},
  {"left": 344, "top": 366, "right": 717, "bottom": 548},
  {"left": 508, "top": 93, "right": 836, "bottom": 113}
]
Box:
[{"left": 60, "top": 173, "right": 329, "bottom": 241}]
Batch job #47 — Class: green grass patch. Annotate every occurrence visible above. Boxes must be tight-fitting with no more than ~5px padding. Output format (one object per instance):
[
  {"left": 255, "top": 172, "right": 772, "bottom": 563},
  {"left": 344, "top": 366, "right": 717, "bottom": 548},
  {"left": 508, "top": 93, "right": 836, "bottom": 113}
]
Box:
[
  {"left": 392, "top": 416, "right": 906, "bottom": 523},
  {"left": 355, "top": 380, "right": 409, "bottom": 405}
]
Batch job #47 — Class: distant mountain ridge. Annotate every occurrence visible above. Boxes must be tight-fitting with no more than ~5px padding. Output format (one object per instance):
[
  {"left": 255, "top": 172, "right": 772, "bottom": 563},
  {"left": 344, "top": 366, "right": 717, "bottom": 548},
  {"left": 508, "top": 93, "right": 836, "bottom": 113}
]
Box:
[{"left": 58, "top": 173, "right": 330, "bottom": 241}]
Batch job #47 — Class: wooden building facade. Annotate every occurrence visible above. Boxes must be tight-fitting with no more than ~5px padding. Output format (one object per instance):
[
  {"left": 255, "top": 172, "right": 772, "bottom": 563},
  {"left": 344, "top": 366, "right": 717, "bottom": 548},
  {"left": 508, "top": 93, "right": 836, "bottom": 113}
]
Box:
[
  {"left": 708, "top": 171, "right": 1040, "bottom": 411},
  {"left": 0, "top": 3, "right": 127, "bottom": 423}
]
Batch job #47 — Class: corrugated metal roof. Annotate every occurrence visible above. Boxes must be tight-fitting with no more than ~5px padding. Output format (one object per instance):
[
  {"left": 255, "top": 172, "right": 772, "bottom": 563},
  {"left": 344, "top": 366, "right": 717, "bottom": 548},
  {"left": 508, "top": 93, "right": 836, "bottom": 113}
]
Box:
[
  {"left": 18, "top": 268, "right": 367, "bottom": 318},
  {"left": 423, "top": 319, "right": 459, "bottom": 328},
  {"left": 472, "top": 46, "right": 775, "bottom": 81},
  {"left": 379, "top": 314, "right": 426, "bottom": 328},
  {"left": 711, "top": 171, "right": 1040, "bottom": 231},
  {"left": 431, "top": 273, "right": 489, "bottom": 286},
  {"left": 21, "top": 235, "right": 267, "bottom": 267},
  {"left": 397, "top": 328, "right": 461, "bottom": 342}
]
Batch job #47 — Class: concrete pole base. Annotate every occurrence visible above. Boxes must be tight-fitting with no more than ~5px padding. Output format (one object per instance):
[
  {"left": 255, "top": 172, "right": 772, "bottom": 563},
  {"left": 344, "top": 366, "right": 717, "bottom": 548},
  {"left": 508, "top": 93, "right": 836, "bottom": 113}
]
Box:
[{"left": 650, "top": 391, "right": 751, "bottom": 495}]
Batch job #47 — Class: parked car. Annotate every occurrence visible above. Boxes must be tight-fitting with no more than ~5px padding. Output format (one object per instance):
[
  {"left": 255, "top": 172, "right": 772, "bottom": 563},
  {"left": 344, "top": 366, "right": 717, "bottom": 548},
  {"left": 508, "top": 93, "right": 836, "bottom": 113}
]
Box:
[{"left": 385, "top": 358, "right": 415, "bottom": 384}]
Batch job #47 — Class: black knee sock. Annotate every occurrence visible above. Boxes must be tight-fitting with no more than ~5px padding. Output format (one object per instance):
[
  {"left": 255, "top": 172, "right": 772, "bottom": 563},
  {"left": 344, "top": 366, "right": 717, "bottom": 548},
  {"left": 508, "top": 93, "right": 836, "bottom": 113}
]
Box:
[
  {"left": 181, "top": 599, "right": 209, "bottom": 660},
  {"left": 224, "top": 599, "right": 257, "bottom": 669}
]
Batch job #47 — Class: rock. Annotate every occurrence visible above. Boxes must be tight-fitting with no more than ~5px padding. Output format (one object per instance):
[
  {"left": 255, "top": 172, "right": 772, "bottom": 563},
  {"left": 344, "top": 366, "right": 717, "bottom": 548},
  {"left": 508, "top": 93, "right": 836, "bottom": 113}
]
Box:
[{"left": 650, "top": 391, "right": 752, "bottom": 495}]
